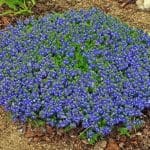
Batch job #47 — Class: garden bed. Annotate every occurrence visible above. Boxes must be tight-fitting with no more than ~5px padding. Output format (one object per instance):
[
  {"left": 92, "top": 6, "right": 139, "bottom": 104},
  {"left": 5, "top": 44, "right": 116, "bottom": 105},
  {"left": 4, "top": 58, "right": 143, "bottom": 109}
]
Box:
[{"left": 0, "top": 1, "right": 150, "bottom": 150}]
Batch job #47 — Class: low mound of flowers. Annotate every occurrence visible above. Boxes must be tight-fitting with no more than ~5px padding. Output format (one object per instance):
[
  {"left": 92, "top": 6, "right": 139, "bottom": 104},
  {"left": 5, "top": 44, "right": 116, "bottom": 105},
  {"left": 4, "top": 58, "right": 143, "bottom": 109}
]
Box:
[{"left": 0, "top": 8, "right": 150, "bottom": 143}]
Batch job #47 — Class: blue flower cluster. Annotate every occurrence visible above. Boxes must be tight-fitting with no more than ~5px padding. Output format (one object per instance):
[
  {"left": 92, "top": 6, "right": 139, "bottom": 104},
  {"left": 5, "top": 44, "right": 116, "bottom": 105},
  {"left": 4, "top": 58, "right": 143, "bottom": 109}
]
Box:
[{"left": 0, "top": 8, "right": 150, "bottom": 140}]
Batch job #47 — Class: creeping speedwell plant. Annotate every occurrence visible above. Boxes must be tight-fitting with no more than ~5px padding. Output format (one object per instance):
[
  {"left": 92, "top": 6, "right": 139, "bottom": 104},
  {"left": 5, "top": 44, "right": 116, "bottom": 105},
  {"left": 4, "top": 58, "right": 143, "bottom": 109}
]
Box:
[{"left": 0, "top": 8, "right": 150, "bottom": 143}]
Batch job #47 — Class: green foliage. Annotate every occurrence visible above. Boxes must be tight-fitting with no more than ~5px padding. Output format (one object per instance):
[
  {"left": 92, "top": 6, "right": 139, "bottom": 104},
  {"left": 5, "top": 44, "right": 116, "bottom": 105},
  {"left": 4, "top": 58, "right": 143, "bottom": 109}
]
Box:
[
  {"left": 53, "top": 55, "right": 63, "bottom": 67},
  {"left": 0, "top": 0, "right": 36, "bottom": 16},
  {"left": 79, "top": 121, "right": 105, "bottom": 145},
  {"left": 79, "top": 129, "right": 87, "bottom": 140},
  {"left": 72, "top": 43, "right": 89, "bottom": 72},
  {"left": 74, "top": 50, "right": 89, "bottom": 72},
  {"left": 64, "top": 125, "right": 75, "bottom": 133},
  {"left": 28, "top": 118, "right": 45, "bottom": 127},
  {"left": 98, "top": 119, "right": 107, "bottom": 127},
  {"left": 118, "top": 127, "right": 130, "bottom": 137},
  {"left": 79, "top": 129, "right": 102, "bottom": 145},
  {"left": 88, "top": 133, "right": 102, "bottom": 145}
]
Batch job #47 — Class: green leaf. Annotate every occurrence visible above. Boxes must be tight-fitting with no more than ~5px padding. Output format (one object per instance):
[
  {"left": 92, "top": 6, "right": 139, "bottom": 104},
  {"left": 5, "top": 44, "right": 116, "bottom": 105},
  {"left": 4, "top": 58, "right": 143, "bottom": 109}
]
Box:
[
  {"left": 4, "top": 0, "right": 23, "bottom": 10},
  {"left": 33, "top": 119, "right": 45, "bottom": 127},
  {"left": 30, "top": 0, "right": 36, "bottom": 5},
  {"left": 0, "top": 0, "right": 5, "bottom": 6},
  {"left": 88, "top": 133, "right": 101, "bottom": 145},
  {"left": 98, "top": 119, "right": 107, "bottom": 127},
  {"left": 79, "top": 131, "right": 87, "bottom": 140},
  {"left": 0, "top": 0, "right": 33, "bottom": 16},
  {"left": 64, "top": 125, "right": 74, "bottom": 133},
  {"left": 0, "top": 10, "right": 14, "bottom": 16},
  {"left": 118, "top": 127, "right": 130, "bottom": 137}
]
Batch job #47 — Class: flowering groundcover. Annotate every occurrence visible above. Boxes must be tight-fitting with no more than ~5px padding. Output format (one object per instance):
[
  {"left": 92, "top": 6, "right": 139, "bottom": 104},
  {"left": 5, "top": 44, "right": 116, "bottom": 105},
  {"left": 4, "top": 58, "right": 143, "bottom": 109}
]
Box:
[{"left": 0, "top": 8, "right": 150, "bottom": 144}]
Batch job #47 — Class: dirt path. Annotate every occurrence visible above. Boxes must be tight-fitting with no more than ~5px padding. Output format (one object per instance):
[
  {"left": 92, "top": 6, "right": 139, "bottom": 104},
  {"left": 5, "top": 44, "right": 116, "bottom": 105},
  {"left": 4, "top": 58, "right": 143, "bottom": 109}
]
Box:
[{"left": 0, "top": 1, "right": 150, "bottom": 150}]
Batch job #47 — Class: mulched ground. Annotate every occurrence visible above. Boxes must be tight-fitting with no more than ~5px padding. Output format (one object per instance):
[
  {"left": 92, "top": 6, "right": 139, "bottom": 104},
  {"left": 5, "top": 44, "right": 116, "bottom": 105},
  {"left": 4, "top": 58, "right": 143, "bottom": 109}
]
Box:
[
  {"left": 0, "top": 0, "right": 150, "bottom": 32},
  {"left": 0, "top": 0, "right": 150, "bottom": 150}
]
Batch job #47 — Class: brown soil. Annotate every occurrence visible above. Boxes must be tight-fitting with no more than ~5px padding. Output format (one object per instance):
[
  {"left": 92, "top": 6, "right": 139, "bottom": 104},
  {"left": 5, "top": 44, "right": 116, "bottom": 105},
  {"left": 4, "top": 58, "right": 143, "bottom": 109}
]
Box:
[
  {"left": 0, "top": 0, "right": 150, "bottom": 32},
  {"left": 0, "top": 107, "right": 150, "bottom": 150},
  {"left": 0, "top": 0, "right": 150, "bottom": 150},
  {"left": 0, "top": 107, "right": 93, "bottom": 150}
]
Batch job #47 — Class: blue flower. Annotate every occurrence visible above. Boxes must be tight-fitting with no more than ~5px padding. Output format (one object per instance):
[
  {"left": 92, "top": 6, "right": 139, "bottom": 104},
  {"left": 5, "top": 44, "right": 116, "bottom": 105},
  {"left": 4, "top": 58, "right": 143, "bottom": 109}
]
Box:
[{"left": 0, "top": 8, "right": 150, "bottom": 141}]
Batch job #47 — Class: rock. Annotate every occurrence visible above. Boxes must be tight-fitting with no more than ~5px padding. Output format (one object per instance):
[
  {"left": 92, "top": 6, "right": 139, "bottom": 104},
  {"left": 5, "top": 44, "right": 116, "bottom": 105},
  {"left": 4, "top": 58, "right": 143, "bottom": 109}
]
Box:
[
  {"left": 106, "top": 139, "right": 120, "bottom": 150},
  {"left": 94, "top": 140, "right": 107, "bottom": 150}
]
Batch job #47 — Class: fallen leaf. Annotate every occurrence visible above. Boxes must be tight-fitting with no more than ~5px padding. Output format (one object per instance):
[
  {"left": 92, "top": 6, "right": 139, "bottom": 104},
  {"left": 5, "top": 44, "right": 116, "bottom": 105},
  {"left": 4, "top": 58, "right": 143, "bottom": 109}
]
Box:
[
  {"left": 2, "top": 17, "right": 10, "bottom": 26},
  {"left": 106, "top": 138, "right": 120, "bottom": 150}
]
